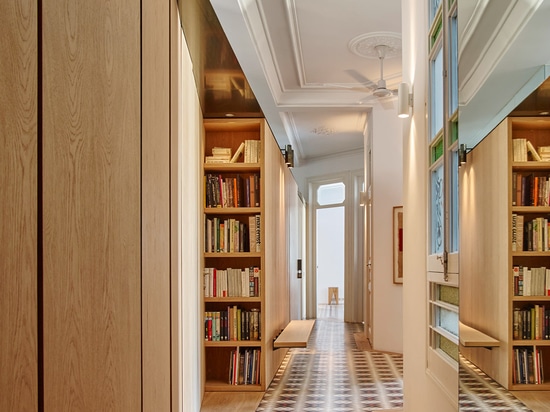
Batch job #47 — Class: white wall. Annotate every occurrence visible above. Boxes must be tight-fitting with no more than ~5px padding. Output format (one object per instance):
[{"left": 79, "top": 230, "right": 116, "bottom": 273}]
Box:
[
  {"left": 291, "top": 151, "right": 364, "bottom": 201},
  {"left": 401, "top": 0, "right": 457, "bottom": 410},
  {"left": 371, "top": 106, "right": 403, "bottom": 354},
  {"left": 179, "top": 28, "right": 202, "bottom": 412}
]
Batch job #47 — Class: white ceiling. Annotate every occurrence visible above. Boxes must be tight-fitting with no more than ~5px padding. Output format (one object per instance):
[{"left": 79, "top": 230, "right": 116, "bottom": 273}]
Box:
[{"left": 210, "top": 0, "right": 402, "bottom": 165}]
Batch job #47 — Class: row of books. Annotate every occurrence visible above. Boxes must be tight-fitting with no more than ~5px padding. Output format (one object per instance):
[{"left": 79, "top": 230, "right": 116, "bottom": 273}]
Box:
[
  {"left": 229, "top": 348, "right": 261, "bottom": 385},
  {"left": 512, "top": 173, "right": 550, "bottom": 206},
  {"left": 511, "top": 214, "right": 550, "bottom": 252},
  {"left": 513, "top": 266, "right": 550, "bottom": 296},
  {"left": 205, "top": 173, "right": 260, "bottom": 208},
  {"left": 513, "top": 346, "right": 545, "bottom": 385},
  {"left": 205, "top": 215, "right": 261, "bottom": 253},
  {"left": 203, "top": 267, "right": 260, "bottom": 298},
  {"left": 513, "top": 305, "right": 550, "bottom": 340},
  {"left": 204, "top": 140, "right": 261, "bottom": 164},
  {"left": 512, "top": 138, "right": 550, "bottom": 162},
  {"left": 204, "top": 307, "right": 261, "bottom": 341}
]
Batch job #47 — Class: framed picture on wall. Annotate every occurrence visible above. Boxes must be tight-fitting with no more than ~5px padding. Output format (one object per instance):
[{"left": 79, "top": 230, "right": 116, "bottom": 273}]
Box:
[{"left": 393, "top": 206, "right": 403, "bottom": 284}]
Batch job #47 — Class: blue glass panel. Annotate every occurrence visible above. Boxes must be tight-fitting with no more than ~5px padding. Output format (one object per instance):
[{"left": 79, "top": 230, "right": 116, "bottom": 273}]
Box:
[
  {"left": 430, "top": 0, "right": 442, "bottom": 26},
  {"left": 431, "top": 165, "right": 444, "bottom": 254},
  {"left": 430, "top": 48, "right": 443, "bottom": 140},
  {"left": 448, "top": 15, "right": 458, "bottom": 115},
  {"left": 438, "top": 306, "right": 458, "bottom": 337}
]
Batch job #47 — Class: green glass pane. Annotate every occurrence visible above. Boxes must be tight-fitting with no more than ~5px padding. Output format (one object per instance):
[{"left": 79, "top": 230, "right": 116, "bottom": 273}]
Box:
[
  {"left": 430, "top": 16, "right": 442, "bottom": 49},
  {"left": 431, "top": 139, "right": 444, "bottom": 164},
  {"left": 439, "top": 285, "right": 459, "bottom": 306},
  {"left": 439, "top": 335, "right": 458, "bottom": 362},
  {"left": 450, "top": 121, "right": 458, "bottom": 144}
]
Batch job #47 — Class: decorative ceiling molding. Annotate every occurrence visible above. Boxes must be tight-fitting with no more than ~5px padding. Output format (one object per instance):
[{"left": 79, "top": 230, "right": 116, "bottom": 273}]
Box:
[
  {"left": 238, "top": 0, "right": 286, "bottom": 103},
  {"left": 459, "top": 0, "right": 544, "bottom": 105},
  {"left": 348, "top": 31, "right": 402, "bottom": 59}
]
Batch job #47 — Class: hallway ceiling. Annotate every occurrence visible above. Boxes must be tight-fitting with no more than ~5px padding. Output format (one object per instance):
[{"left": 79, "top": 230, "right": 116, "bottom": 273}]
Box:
[{"left": 179, "top": 0, "right": 402, "bottom": 165}]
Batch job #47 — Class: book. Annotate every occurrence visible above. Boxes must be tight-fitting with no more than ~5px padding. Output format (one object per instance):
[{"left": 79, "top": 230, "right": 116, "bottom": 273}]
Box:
[
  {"left": 527, "top": 140, "right": 543, "bottom": 161},
  {"left": 513, "top": 138, "right": 527, "bottom": 162},
  {"left": 230, "top": 142, "right": 245, "bottom": 163}
]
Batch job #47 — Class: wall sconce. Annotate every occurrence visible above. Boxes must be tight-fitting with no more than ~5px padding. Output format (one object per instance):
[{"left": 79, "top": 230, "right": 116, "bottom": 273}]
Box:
[
  {"left": 359, "top": 190, "right": 367, "bottom": 206},
  {"left": 282, "top": 144, "right": 294, "bottom": 168},
  {"left": 459, "top": 144, "right": 469, "bottom": 166},
  {"left": 397, "top": 82, "right": 413, "bottom": 118}
]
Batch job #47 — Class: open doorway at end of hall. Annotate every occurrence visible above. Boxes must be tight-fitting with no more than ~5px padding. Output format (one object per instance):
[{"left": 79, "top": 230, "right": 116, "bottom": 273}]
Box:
[{"left": 307, "top": 172, "right": 364, "bottom": 323}]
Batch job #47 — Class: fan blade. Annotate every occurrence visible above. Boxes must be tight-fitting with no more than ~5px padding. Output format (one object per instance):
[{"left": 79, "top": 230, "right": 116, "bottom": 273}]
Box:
[
  {"left": 344, "top": 69, "right": 377, "bottom": 89},
  {"left": 323, "top": 83, "right": 373, "bottom": 92}
]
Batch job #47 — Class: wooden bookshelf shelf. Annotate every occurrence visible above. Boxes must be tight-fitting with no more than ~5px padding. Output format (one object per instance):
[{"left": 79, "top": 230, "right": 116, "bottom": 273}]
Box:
[
  {"left": 512, "top": 340, "right": 550, "bottom": 345},
  {"left": 204, "top": 252, "right": 261, "bottom": 258},
  {"left": 512, "top": 206, "right": 550, "bottom": 213},
  {"left": 512, "top": 161, "right": 550, "bottom": 170},
  {"left": 204, "top": 341, "right": 262, "bottom": 348},
  {"left": 204, "top": 163, "right": 261, "bottom": 172},
  {"left": 512, "top": 296, "right": 550, "bottom": 302},
  {"left": 204, "top": 207, "right": 261, "bottom": 215},
  {"left": 204, "top": 297, "right": 262, "bottom": 303},
  {"left": 512, "top": 251, "right": 550, "bottom": 257},
  {"left": 205, "top": 381, "right": 263, "bottom": 392},
  {"left": 510, "top": 383, "right": 550, "bottom": 390}
]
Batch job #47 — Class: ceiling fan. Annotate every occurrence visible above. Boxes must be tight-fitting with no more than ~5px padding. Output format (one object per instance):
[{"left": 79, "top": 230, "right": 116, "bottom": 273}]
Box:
[
  {"left": 326, "top": 44, "right": 397, "bottom": 100},
  {"left": 350, "top": 44, "right": 397, "bottom": 98}
]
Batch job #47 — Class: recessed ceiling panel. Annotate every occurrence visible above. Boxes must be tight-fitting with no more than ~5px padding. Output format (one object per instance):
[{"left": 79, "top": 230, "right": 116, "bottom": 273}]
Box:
[{"left": 284, "top": 109, "right": 368, "bottom": 160}]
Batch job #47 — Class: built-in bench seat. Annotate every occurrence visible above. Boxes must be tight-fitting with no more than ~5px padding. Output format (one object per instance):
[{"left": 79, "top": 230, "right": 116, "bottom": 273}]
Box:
[
  {"left": 273, "top": 319, "right": 316, "bottom": 349},
  {"left": 459, "top": 321, "right": 500, "bottom": 349}
]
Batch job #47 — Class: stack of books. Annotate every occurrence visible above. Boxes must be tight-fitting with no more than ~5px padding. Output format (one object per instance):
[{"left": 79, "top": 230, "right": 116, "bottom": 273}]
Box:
[{"left": 205, "top": 147, "right": 232, "bottom": 163}]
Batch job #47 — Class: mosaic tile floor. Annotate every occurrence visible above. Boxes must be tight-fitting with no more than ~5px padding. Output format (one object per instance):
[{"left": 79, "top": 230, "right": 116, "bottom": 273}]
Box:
[
  {"left": 256, "top": 319, "right": 403, "bottom": 412},
  {"left": 459, "top": 355, "right": 532, "bottom": 411},
  {"left": 256, "top": 319, "right": 535, "bottom": 411}
]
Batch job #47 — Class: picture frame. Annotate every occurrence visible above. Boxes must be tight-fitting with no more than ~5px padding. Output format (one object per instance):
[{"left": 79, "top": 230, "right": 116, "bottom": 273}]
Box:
[{"left": 393, "top": 206, "right": 403, "bottom": 284}]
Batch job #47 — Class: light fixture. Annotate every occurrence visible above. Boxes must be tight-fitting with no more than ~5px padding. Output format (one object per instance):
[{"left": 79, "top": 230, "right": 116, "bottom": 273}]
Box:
[
  {"left": 282, "top": 144, "right": 294, "bottom": 168},
  {"left": 397, "top": 82, "right": 413, "bottom": 118},
  {"left": 359, "top": 191, "right": 367, "bottom": 206},
  {"left": 459, "top": 144, "right": 469, "bottom": 165}
]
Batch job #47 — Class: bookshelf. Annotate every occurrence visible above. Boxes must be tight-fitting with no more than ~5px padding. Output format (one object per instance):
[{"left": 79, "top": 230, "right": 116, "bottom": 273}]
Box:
[
  {"left": 509, "top": 118, "right": 550, "bottom": 390},
  {"left": 201, "top": 118, "right": 289, "bottom": 392},
  {"left": 460, "top": 117, "right": 550, "bottom": 391}
]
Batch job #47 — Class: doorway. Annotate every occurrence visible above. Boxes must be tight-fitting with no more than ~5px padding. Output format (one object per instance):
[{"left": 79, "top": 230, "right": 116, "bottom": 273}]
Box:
[{"left": 307, "top": 172, "right": 364, "bottom": 322}]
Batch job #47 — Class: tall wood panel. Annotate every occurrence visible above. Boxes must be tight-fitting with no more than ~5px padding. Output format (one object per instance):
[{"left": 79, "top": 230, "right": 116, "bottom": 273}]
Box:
[
  {"left": 142, "top": 0, "right": 172, "bottom": 409},
  {"left": 41, "top": 1, "right": 142, "bottom": 410},
  {"left": 263, "top": 125, "right": 290, "bottom": 381},
  {"left": 0, "top": 1, "right": 38, "bottom": 411},
  {"left": 459, "top": 119, "right": 509, "bottom": 386}
]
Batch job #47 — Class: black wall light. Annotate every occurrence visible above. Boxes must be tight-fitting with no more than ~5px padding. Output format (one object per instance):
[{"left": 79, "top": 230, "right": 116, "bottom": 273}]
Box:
[{"left": 283, "top": 144, "right": 294, "bottom": 168}]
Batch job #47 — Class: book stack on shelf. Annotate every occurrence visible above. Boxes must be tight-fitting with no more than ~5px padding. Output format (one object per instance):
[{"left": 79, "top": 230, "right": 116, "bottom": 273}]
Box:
[
  {"left": 205, "top": 173, "right": 260, "bottom": 208},
  {"left": 511, "top": 173, "right": 550, "bottom": 206},
  {"left": 229, "top": 348, "right": 261, "bottom": 385},
  {"left": 513, "top": 347, "right": 545, "bottom": 385},
  {"left": 513, "top": 265, "right": 550, "bottom": 296},
  {"left": 204, "top": 267, "right": 260, "bottom": 298},
  {"left": 206, "top": 147, "right": 233, "bottom": 164},
  {"left": 513, "top": 305, "right": 550, "bottom": 341},
  {"left": 511, "top": 214, "right": 550, "bottom": 252},
  {"left": 204, "top": 215, "right": 260, "bottom": 254},
  {"left": 204, "top": 307, "right": 260, "bottom": 341}
]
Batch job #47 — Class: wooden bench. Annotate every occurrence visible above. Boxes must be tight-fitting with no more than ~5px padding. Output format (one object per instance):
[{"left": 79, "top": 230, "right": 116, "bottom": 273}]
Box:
[
  {"left": 459, "top": 322, "right": 500, "bottom": 349},
  {"left": 273, "top": 319, "right": 316, "bottom": 349}
]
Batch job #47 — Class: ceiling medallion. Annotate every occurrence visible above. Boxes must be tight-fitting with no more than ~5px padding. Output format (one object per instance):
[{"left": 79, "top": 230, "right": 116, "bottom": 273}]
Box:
[
  {"left": 311, "top": 126, "right": 334, "bottom": 136},
  {"left": 348, "top": 31, "right": 402, "bottom": 59}
]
